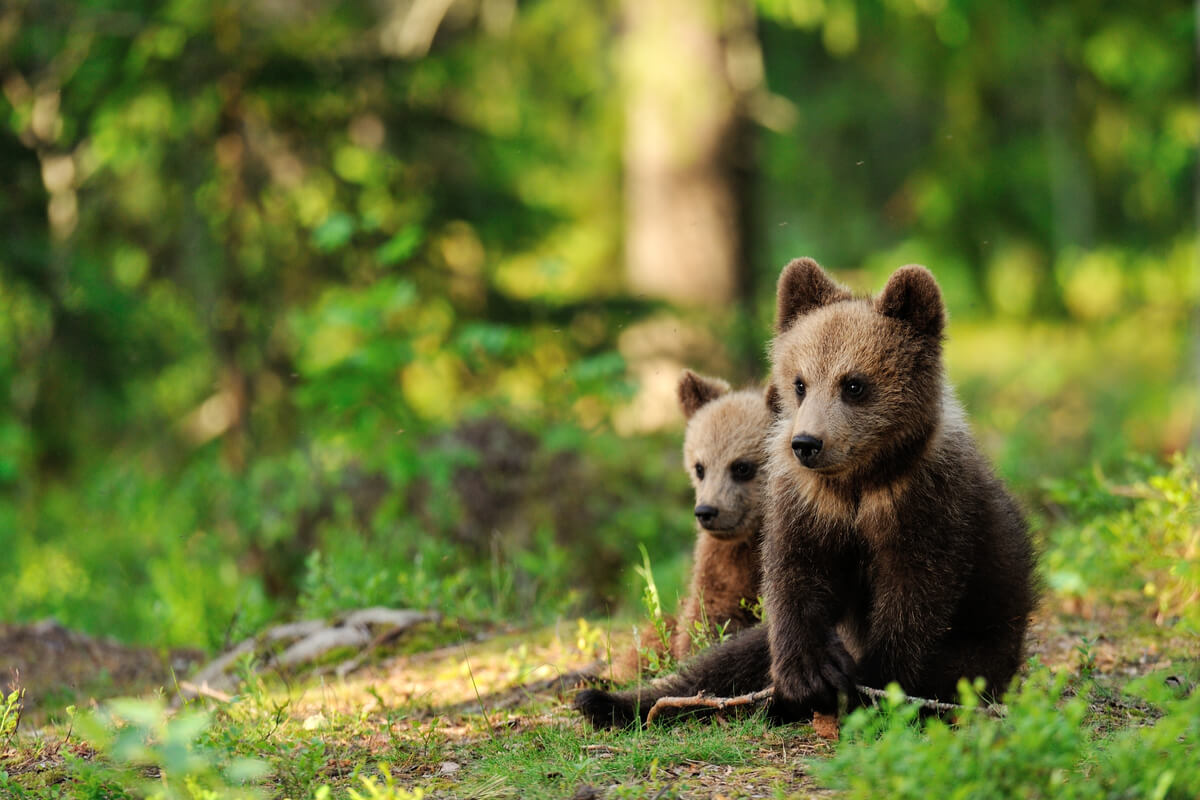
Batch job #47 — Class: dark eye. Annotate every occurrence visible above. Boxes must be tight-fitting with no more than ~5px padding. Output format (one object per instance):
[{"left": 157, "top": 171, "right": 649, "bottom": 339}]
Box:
[
  {"left": 695, "top": 463, "right": 705, "bottom": 480},
  {"left": 794, "top": 378, "right": 806, "bottom": 399},
  {"left": 842, "top": 378, "right": 867, "bottom": 401},
  {"left": 730, "top": 460, "right": 757, "bottom": 482}
]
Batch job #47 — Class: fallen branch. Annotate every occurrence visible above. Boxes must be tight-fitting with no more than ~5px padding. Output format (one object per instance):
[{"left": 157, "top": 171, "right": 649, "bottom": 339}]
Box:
[
  {"left": 643, "top": 683, "right": 1007, "bottom": 730},
  {"left": 333, "top": 610, "right": 448, "bottom": 678},
  {"left": 177, "top": 681, "right": 234, "bottom": 704},
  {"left": 645, "top": 688, "right": 773, "bottom": 725},
  {"left": 180, "top": 607, "right": 440, "bottom": 700}
]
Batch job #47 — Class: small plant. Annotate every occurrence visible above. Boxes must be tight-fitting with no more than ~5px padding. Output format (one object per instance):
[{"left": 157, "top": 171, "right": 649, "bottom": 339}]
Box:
[
  {"left": 272, "top": 738, "right": 328, "bottom": 800},
  {"left": 607, "top": 758, "right": 681, "bottom": 798},
  {"left": 1075, "top": 636, "right": 1097, "bottom": 681},
  {"left": 814, "top": 669, "right": 1089, "bottom": 799},
  {"left": 317, "top": 765, "right": 427, "bottom": 800},
  {"left": 739, "top": 595, "right": 765, "bottom": 623},
  {"left": 684, "top": 597, "right": 730, "bottom": 655},
  {"left": 629, "top": 543, "right": 676, "bottom": 676},
  {"left": 75, "top": 697, "right": 268, "bottom": 800},
  {"left": 1, "top": 679, "right": 23, "bottom": 747}
]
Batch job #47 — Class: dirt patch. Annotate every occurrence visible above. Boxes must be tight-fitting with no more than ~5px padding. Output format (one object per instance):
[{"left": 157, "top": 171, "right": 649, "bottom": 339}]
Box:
[
  {"left": 1026, "top": 607, "right": 1200, "bottom": 680},
  {"left": 0, "top": 620, "right": 202, "bottom": 718}
]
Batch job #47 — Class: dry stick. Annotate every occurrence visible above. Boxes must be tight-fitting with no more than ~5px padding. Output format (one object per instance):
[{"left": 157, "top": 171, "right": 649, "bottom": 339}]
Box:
[
  {"left": 644, "top": 684, "right": 1007, "bottom": 726},
  {"left": 645, "top": 688, "right": 773, "bottom": 724},
  {"left": 855, "top": 684, "right": 1009, "bottom": 717},
  {"left": 178, "top": 680, "right": 234, "bottom": 704}
]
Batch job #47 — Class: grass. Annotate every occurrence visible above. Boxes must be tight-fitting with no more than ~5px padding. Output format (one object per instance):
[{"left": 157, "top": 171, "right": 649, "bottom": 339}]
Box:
[
  {"left": 0, "top": 618, "right": 831, "bottom": 799},
  {"left": 2, "top": 606, "right": 1195, "bottom": 800}
]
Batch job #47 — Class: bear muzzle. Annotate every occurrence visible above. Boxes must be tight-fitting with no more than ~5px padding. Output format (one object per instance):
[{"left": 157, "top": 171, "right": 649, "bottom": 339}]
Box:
[
  {"left": 694, "top": 504, "right": 719, "bottom": 526},
  {"left": 694, "top": 504, "right": 750, "bottom": 538},
  {"left": 791, "top": 434, "right": 824, "bottom": 468}
]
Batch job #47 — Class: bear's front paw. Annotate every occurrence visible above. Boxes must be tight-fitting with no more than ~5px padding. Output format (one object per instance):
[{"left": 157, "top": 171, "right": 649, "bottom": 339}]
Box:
[
  {"left": 772, "top": 631, "right": 856, "bottom": 714},
  {"left": 821, "top": 631, "right": 856, "bottom": 693}
]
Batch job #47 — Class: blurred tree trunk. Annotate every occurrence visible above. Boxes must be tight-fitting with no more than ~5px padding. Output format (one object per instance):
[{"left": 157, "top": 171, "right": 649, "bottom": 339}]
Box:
[
  {"left": 613, "top": 0, "right": 764, "bottom": 431},
  {"left": 621, "top": 0, "right": 760, "bottom": 313}
]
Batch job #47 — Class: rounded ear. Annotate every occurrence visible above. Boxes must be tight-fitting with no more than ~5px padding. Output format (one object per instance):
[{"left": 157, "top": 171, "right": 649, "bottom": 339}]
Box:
[
  {"left": 775, "top": 257, "right": 852, "bottom": 333},
  {"left": 874, "top": 265, "right": 945, "bottom": 339},
  {"left": 678, "top": 370, "right": 730, "bottom": 419},
  {"left": 764, "top": 383, "right": 782, "bottom": 417}
]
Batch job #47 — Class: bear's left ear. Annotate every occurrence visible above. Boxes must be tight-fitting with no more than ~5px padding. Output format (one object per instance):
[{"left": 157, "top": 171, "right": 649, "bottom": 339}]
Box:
[
  {"left": 678, "top": 370, "right": 731, "bottom": 419},
  {"left": 775, "top": 258, "right": 853, "bottom": 333},
  {"left": 875, "top": 265, "right": 945, "bottom": 339}
]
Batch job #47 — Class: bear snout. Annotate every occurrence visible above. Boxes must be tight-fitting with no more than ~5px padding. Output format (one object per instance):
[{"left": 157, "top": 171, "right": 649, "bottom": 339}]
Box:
[
  {"left": 791, "top": 434, "right": 823, "bottom": 467},
  {"left": 694, "top": 505, "right": 719, "bottom": 527}
]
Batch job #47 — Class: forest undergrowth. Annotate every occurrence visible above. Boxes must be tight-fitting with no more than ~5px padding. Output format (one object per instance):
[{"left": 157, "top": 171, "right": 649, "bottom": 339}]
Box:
[{"left": 1, "top": 453, "right": 1197, "bottom": 799}]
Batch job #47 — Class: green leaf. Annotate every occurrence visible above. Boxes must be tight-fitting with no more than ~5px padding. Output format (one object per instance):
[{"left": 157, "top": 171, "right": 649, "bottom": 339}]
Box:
[
  {"left": 313, "top": 213, "right": 356, "bottom": 252},
  {"left": 376, "top": 225, "right": 424, "bottom": 265}
]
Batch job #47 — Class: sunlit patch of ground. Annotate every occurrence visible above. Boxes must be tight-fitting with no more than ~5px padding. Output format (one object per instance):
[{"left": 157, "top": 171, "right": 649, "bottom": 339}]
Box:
[
  {"left": 266, "top": 615, "right": 683, "bottom": 723},
  {"left": 284, "top": 620, "right": 620, "bottom": 720}
]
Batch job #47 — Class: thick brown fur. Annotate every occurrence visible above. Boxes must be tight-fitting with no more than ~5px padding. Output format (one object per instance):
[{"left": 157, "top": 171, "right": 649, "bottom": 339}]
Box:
[
  {"left": 575, "top": 259, "right": 1036, "bottom": 728},
  {"left": 610, "top": 372, "right": 770, "bottom": 681}
]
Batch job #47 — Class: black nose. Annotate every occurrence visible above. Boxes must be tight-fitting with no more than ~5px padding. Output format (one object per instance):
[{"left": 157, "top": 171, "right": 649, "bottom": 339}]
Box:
[
  {"left": 694, "top": 505, "right": 718, "bottom": 524},
  {"left": 791, "top": 434, "right": 823, "bottom": 465}
]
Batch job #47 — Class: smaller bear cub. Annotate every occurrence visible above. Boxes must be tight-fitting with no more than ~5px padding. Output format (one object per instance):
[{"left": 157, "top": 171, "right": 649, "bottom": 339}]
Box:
[
  {"left": 671, "top": 369, "right": 769, "bottom": 661},
  {"left": 610, "top": 370, "right": 769, "bottom": 681}
]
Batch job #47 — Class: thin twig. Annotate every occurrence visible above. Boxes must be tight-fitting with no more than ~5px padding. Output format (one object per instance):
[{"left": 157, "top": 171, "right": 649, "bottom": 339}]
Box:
[
  {"left": 855, "top": 684, "right": 1008, "bottom": 717},
  {"left": 457, "top": 621, "right": 495, "bottom": 737},
  {"left": 643, "top": 683, "right": 1007, "bottom": 726}
]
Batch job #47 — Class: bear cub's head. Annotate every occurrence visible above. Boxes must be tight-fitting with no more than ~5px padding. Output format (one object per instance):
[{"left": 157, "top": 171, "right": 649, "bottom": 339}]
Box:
[
  {"left": 768, "top": 258, "right": 948, "bottom": 481},
  {"left": 678, "top": 370, "right": 772, "bottom": 541}
]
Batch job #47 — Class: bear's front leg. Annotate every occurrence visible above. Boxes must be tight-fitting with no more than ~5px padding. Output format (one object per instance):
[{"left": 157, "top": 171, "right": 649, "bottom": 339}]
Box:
[
  {"left": 768, "top": 613, "right": 856, "bottom": 719},
  {"left": 763, "top": 543, "right": 856, "bottom": 719}
]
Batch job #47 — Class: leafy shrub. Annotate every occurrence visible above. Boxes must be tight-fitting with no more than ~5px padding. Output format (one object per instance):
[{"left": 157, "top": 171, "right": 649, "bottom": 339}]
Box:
[
  {"left": 1043, "top": 452, "right": 1200, "bottom": 630},
  {"left": 814, "top": 668, "right": 1200, "bottom": 800},
  {"left": 75, "top": 698, "right": 268, "bottom": 800}
]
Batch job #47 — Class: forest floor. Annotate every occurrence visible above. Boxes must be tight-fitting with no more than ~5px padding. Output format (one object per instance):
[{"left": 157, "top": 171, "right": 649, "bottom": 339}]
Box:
[{"left": 2, "top": 603, "right": 1197, "bottom": 799}]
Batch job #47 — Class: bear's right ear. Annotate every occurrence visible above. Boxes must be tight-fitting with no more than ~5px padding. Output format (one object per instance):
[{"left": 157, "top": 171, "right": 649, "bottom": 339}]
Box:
[
  {"left": 775, "top": 257, "right": 852, "bottom": 333},
  {"left": 678, "top": 370, "right": 730, "bottom": 419},
  {"left": 764, "top": 384, "right": 782, "bottom": 417},
  {"left": 875, "top": 264, "right": 945, "bottom": 339}
]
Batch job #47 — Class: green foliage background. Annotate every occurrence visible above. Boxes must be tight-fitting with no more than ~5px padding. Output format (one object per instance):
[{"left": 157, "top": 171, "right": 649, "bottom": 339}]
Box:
[{"left": 0, "top": 0, "right": 1196, "bottom": 649}]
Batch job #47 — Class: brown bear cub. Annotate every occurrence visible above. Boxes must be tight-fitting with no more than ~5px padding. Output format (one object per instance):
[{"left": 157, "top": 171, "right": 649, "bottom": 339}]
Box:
[
  {"left": 670, "top": 370, "right": 769, "bottom": 661},
  {"left": 611, "top": 370, "right": 769, "bottom": 680},
  {"left": 575, "top": 259, "right": 1036, "bottom": 727}
]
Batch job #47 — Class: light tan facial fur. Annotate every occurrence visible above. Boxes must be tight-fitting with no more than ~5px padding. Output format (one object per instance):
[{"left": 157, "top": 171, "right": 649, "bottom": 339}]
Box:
[
  {"left": 679, "top": 371, "right": 772, "bottom": 542},
  {"left": 765, "top": 260, "right": 949, "bottom": 521}
]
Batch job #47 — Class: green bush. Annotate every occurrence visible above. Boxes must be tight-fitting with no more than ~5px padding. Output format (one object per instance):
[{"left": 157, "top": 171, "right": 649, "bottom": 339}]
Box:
[
  {"left": 1043, "top": 452, "right": 1200, "bottom": 630},
  {"left": 814, "top": 668, "right": 1200, "bottom": 800},
  {"left": 1, "top": 413, "right": 695, "bottom": 651},
  {"left": 74, "top": 698, "right": 268, "bottom": 800}
]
